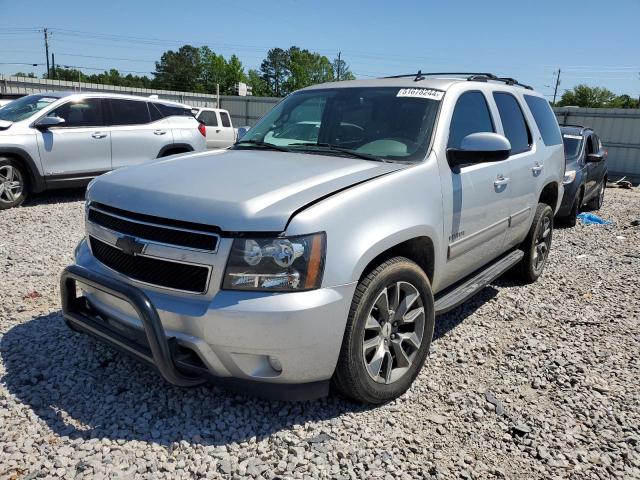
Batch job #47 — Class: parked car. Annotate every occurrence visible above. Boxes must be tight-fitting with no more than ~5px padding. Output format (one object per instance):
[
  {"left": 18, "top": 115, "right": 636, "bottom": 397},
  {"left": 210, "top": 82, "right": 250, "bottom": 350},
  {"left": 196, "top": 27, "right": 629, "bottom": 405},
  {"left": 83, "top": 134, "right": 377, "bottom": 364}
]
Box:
[
  {"left": 191, "top": 107, "right": 236, "bottom": 149},
  {"left": 0, "top": 92, "right": 206, "bottom": 209},
  {"left": 556, "top": 124, "right": 608, "bottom": 226},
  {"left": 61, "top": 73, "right": 564, "bottom": 404}
]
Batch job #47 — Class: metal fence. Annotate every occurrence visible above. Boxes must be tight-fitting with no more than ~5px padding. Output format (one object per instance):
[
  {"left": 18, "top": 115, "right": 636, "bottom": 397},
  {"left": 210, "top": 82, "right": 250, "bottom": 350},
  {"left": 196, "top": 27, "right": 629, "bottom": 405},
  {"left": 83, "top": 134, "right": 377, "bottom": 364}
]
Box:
[{"left": 553, "top": 107, "right": 640, "bottom": 182}]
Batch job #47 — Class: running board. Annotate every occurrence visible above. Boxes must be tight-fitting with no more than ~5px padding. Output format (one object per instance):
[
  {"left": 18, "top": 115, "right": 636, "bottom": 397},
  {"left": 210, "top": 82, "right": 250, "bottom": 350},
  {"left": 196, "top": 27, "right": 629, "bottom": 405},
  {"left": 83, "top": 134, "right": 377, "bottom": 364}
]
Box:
[{"left": 434, "top": 250, "right": 524, "bottom": 315}]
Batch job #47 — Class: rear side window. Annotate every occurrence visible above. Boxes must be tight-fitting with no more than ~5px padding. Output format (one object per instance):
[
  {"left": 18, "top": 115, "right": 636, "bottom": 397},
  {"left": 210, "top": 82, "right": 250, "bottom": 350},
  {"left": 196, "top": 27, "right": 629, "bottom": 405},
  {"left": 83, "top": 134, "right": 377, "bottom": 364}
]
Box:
[
  {"left": 523, "top": 95, "right": 562, "bottom": 146},
  {"left": 155, "top": 103, "right": 192, "bottom": 118},
  {"left": 220, "top": 111, "right": 231, "bottom": 127},
  {"left": 198, "top": 111, "right": 218, "bottom": 126},
  {"left": 149, "top": 102, "right": 163, "bottom": 122},
  {"left": 109, "top": 99, "right": 150, "bottom": 126},
  {"left": 50, "top": 98, "right": 105, "bottom": 127},
  {"left": 448, "top": 91, "right": 494, "bottom": 148},
  {"left": 493, "top": 92, "right": 531, "bottom": 154}
]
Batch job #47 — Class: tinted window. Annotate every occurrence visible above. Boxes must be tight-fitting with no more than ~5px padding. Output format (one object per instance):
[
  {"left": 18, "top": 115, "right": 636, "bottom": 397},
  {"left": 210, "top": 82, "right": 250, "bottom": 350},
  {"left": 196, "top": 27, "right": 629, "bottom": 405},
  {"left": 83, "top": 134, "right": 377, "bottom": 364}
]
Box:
[
  {"left": 523, "top": 95, "right": 562, "bottom": 146},
  {"left": 220, "top": 111, "right": 231, "bottom": 127},
  {"left": 586, "top": 134, "right": 596, "bottom": 155},
  {"left": 448, "top": 91, "right": 494, "bottom": 148},
  {"left": 149, "top": 102, "right": 163, "bottom": 122},
  {"left": 50, "top": 98, "right": 105, "bottom": 127},
  {"left": 198, "top": 111, "right": 218, "bottom": 126},
  {"left": 155, "top": 103, "right": 192, "bottom": 118},
  {"left": 109, "top": 99, "right": 150, "bottom": 126},
  {"left": 493, "top": 93, "right": 531, "bottom": 154}
]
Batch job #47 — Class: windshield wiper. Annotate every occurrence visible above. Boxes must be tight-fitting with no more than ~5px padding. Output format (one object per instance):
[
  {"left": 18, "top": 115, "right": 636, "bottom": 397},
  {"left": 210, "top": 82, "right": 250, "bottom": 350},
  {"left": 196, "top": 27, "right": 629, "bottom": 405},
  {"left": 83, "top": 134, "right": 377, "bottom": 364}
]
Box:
[
  {"left": 233, "top": 140, "right": 291, "bottom": 152},
  {"left": 289, "top": 142, "right": 388, "bottom": 162}
]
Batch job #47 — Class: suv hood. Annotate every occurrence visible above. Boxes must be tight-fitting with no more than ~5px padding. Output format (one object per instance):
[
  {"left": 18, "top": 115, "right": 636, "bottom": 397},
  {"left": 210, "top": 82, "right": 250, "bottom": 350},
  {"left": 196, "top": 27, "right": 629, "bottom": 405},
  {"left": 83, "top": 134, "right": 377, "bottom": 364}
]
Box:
[{"left": 88, "top": 149, "right": 406, "bottom": 232}]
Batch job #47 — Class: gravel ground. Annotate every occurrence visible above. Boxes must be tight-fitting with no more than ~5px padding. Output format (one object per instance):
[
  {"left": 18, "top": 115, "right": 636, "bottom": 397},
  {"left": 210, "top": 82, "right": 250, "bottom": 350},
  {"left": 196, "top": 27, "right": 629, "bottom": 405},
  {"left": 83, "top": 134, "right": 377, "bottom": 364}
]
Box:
[{"left": 1, "top": 187, "right": 639, "bottom": 479}]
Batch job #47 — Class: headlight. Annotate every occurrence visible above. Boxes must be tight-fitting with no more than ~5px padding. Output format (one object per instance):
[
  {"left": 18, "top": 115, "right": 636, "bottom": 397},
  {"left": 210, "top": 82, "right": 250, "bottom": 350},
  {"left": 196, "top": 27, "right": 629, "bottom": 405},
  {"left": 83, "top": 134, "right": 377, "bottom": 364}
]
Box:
[
  {"left": 223, "top": 233, "right": 326, "bottom": 291},
  {"left": 563, "top": 170, "right": 577, "bottom": 184}
]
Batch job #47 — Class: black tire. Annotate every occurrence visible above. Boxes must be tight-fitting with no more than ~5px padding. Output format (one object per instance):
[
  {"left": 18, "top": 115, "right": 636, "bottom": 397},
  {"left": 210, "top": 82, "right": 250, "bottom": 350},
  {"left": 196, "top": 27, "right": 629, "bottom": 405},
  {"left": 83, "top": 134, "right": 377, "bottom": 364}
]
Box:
[
  {"left": 0, "top": 157, "right": 28, "bottom": 210},
  {"left": 587, "top": 180, "right": 605, "bottom": 210},
  {"left": 514, "top": 203, "right": 554, "bottom": 283},
  {"left": 332, "top": 257, "right": 435, "bottom": 404},
  {"left": 561, "top": 190, "right": 582, "bottom": 227}
]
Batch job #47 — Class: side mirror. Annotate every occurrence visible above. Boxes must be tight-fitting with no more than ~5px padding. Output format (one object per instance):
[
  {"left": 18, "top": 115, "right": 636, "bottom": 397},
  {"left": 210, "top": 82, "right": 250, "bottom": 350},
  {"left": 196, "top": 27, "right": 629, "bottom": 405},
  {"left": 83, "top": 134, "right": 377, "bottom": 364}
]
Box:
[
  {"left": 236, "top": 126, "right": 251, "bottom": 140},
  {"left": 447, "top": 132, "right": 511, "bottom": 167},
  {"left": 35, "top": 116, "right": 65, "bottom": 129},
  {"left": 586, "top": 153, "right": 604, "bottom": 163}
]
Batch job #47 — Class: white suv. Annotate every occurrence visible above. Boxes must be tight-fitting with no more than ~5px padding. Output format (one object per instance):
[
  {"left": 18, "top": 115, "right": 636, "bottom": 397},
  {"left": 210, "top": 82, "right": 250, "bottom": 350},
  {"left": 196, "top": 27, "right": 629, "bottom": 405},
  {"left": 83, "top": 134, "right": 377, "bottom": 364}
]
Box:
[
  {"left": 0, "top": 92, "right": 206, "bottom": 209},
  {"left": 62, "top": 73, "right": 564, "bottom": 403}
]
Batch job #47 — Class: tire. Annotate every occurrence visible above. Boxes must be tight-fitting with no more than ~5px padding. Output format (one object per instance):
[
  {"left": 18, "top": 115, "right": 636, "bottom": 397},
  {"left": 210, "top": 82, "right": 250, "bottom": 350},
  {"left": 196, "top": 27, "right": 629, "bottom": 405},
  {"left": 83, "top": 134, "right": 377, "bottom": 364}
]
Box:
[
  {"left": 332, "top": 257, "right": 435, "bottom": 404},
  {"left": 514, "top": 203, "right": 554, "bottom": 283},
  {"left": 0, "top": 157, "right": 28, "bottom": 210},
  {"left": 561, "top": 190, "right": 582, "bottom": 227},
  {"left": 587, "top": 181, "right": 605, "bottom": 210}
]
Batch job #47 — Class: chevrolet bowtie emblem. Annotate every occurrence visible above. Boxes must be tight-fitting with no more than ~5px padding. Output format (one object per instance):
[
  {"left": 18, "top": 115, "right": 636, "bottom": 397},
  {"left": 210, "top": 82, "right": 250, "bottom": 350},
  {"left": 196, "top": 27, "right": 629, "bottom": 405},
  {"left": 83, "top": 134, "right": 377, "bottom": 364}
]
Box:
[{"left": 115, "top": 235, "right": 145, "bottom": 256}]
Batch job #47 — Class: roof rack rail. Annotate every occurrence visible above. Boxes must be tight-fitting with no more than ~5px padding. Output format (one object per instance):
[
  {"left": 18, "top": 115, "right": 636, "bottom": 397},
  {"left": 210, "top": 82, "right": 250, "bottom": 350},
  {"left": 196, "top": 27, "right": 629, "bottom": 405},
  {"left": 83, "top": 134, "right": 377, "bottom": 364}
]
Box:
[
  {"left": 559, "top": 123, "right": 591, "bottom": 131},
  {"left": 382, "top": 72, "right": 534, "bottom": 89}
]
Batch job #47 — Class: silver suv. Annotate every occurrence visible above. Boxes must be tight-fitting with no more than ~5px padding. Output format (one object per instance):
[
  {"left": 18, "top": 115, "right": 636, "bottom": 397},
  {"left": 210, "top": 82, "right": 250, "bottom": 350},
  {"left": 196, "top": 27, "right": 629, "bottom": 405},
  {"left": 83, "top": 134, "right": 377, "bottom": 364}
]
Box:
[
  {"left": 0, "top": 92, "right": 206, "bottom": 209},
  {"left": 62, "top": 73, "right": 564, "bottom": 404}
]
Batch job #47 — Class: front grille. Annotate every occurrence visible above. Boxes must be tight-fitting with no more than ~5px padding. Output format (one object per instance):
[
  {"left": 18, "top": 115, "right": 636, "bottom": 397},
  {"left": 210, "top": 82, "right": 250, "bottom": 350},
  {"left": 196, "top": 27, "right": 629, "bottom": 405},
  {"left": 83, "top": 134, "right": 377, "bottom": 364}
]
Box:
[
  {"left": 88, "top": 206, "right": 219, "bottom": 251},
  {"left": 90, "top": 237, "right": 210, "bottom": 293}
]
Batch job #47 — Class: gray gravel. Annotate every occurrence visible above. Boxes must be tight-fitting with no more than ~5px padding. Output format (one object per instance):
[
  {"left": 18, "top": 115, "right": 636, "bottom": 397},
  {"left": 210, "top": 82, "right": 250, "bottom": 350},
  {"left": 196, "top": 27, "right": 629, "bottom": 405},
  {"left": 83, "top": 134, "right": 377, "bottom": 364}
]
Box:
[{"left": 1, "top": 188, "right": 639, "bottom": 479}]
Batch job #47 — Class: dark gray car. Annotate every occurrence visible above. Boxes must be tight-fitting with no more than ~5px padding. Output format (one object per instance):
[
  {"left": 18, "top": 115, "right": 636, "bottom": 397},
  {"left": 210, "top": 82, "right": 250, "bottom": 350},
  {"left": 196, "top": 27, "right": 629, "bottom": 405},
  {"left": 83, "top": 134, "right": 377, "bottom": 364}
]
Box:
[{"left": 557, "top": 125, "right": 608, "bottom": 226}]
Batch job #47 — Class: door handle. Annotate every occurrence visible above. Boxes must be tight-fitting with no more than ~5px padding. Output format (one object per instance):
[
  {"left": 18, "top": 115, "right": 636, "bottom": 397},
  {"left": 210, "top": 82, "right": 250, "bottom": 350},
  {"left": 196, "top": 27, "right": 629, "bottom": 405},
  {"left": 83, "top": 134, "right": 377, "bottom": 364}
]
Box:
[
  {"left": 494, "top": 174, "right": 510, "bottom": 187},
  {"left": 216, "top": 129, "right": 221, "bottom": 133},
  {"left": 154, "top": 130, "right": 167, "bottom": 135},
  {"left": 532, "top": 162, "right": 544, "bottom": 174},
  {"left": 92, "top": 132, "right": 107, "bottom": 139}
]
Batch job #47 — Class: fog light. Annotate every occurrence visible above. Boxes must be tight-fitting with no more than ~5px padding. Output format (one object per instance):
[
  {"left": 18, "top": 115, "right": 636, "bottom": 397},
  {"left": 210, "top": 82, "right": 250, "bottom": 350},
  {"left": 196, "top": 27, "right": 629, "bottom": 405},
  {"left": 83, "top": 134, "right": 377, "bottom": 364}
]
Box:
[{"left": 268, "top": 356, "right": 283, "bottom": 373}]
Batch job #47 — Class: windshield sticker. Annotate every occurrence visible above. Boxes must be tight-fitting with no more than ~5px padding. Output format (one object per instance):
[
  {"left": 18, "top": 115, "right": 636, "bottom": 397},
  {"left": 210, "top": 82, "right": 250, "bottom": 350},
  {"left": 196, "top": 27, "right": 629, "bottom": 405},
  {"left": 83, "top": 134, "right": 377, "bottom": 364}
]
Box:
[
  {"left": 39, "top": 97, "right": 58, "bottom": 103},
  {"left": 397, "top": 88, "right": 444, "bottom": 101},
  {"left": 563, "top": 134, "right": 582, "bottom": 140}
]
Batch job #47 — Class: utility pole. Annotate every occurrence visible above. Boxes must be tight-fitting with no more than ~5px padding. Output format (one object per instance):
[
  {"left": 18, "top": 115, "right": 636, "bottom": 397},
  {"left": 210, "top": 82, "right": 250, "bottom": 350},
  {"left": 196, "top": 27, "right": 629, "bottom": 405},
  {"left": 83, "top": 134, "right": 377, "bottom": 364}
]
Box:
[
  {"left": 336, "top": 52, "right": 341, "bottom": 81},
  {"left": 43, "top": 28, "right": 50, "bottom": 78},
  {"left": 552, "top": 68, "right": 561, "bottom": 106},
  {"left": 51, "top": 53, "right": 55, "bottom": 80}
]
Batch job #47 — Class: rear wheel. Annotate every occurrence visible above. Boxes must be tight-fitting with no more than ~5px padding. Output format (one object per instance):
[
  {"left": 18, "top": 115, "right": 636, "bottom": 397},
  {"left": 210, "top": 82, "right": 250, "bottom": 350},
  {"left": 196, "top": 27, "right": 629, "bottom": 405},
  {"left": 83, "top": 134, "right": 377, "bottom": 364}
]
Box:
[
  {"left": 332, "top": 257, "right": 435, "bottom": 404},
  {"left": 0, "top": 158, "right": 28, "bottom": 210},
  {"left": 514, "top": 203, "right": 554, "bottom": 283}
]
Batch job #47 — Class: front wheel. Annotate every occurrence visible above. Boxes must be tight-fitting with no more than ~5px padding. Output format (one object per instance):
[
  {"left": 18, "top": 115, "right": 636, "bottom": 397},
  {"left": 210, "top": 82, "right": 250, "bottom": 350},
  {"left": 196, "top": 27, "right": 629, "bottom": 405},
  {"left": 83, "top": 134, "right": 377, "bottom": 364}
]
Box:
[
  {"left": 332, "top": 257, "right": 435, "bottom": 404},
  {"left": 587, "top": 181, "right": 605, "bottom": 210},
  {"left": 514, "top": 203, "right": 554, "bottom": 283},
  {"left": 0, "top": 158, "right": 28, "bottom": 210}
]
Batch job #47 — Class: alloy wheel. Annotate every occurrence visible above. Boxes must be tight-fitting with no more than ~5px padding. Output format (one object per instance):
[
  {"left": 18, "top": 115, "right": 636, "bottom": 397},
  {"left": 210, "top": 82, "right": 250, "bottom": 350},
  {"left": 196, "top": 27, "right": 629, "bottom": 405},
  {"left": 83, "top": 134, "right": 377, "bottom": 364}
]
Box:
[
  {"left": 533, "top": 215, "right": 551, "bottom": 272},
  {"left": 0, "top": 165, "right": 24, "bottom": 205},
  {"left": 362, "top": 281, "right": 425, "bottom": 384}
]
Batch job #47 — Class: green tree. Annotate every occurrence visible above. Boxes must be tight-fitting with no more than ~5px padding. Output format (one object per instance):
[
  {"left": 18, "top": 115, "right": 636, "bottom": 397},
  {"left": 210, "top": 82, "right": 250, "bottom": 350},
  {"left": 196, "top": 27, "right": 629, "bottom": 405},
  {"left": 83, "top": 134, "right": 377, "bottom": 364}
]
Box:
[
  {"left": 260, "top": 48, "right": 289, "bottom": 96},
  {"left": 332, "top": 56, "right": 355, "bottom": 81},
  {"left": 13, "top": 72, "right": 37, "bottom": 78},
  {"left": 609, "top": 94, "right": 639, "bottom": 109},
  {"left": 285, "top": 47, "right": 334, "bottom": 93},
  {"left": 246, "top": 69, "right": 270, "bottom": 96},
  {"left": 224, "top": 55, "right": 247, "bottom": 94},
  {"left": 154, "top": 45, "right": 203, "bottom": 92},
  {"left": 51, "top": 67, "right": 87, "bottom": 82},
  {"left": 199, "top": 46, "right": 227, "bottom": 94},
  {"left": 557, "top": 84, "right": 617, "bottom": 108}
]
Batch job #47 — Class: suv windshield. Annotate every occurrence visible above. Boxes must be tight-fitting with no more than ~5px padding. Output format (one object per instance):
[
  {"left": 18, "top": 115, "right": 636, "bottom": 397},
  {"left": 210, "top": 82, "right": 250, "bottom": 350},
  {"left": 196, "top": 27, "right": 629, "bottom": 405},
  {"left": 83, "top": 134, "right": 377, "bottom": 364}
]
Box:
[
  {"left": 237, "top": 87, "right": 442, "bottom": 162},
  {"left": 562, "top": 133, "right": 583, "bottom": 159},
  {"left": 0, "top": 94, "right": 59, "bottom": 122}
]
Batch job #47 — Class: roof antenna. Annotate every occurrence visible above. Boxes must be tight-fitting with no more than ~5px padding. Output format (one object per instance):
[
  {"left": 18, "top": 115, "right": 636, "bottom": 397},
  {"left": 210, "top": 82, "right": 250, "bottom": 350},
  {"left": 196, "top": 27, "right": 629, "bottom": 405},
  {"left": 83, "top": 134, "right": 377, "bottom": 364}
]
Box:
[{"left": 414, "top": 70, "right": 425, "bottom": 81}]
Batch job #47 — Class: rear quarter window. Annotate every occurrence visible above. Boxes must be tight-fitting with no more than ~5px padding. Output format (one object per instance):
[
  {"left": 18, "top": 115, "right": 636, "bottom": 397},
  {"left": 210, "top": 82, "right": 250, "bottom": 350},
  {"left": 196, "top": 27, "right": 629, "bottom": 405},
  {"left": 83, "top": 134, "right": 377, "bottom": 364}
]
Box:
[{"left": 523, "top": 95, "right": 562, "bottom": 146}]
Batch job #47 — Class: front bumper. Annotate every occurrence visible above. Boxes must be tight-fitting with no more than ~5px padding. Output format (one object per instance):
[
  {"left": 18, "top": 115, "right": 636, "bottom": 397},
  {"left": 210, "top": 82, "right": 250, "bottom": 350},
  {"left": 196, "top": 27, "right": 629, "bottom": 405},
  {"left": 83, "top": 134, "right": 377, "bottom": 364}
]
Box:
[
  {"left": 557, "top": 180, "right": 580, "bottom": 217},
  {"left": 61, "top": 248, "right": 356, "bottom": 400}
]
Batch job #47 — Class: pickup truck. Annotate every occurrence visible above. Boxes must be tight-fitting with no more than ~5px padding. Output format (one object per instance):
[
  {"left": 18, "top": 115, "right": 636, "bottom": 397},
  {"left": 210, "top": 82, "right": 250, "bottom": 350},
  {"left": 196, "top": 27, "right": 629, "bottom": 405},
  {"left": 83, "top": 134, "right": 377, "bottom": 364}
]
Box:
[
  {"left": 191, "top": 107, "right": 237, "bottom": 149},
  {"left": 62, "top": 73, "right": 564, "bottom": 404}
]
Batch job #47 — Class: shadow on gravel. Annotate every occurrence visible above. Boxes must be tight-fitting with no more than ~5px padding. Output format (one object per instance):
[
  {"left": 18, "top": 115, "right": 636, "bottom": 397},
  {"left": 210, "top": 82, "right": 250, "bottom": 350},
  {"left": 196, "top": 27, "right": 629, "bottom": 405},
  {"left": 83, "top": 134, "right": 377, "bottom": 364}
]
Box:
[
  {"left": 2, "top": 280, "right": 508, "bottom": 446},
  {"left": 20, "top": 188, "right": 86, "bottom": 208},
  {"left": 1, "top": 311, "right": 373, "bottom": 447}
]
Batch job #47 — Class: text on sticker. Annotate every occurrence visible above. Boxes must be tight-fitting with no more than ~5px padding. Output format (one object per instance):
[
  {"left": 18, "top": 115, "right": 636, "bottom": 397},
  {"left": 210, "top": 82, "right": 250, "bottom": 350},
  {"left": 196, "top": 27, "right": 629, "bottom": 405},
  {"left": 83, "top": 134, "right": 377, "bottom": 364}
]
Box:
[{"left": 397, "top": 88, "right": 444, "bottom": 100}]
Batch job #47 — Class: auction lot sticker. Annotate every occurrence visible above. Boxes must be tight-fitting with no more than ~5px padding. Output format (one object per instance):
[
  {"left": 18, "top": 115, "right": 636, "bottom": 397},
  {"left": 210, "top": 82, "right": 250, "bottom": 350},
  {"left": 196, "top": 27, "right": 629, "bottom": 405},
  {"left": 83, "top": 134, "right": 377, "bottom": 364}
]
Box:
[{"left": 397, "top": 88, "right": 444, "bottom": 100}]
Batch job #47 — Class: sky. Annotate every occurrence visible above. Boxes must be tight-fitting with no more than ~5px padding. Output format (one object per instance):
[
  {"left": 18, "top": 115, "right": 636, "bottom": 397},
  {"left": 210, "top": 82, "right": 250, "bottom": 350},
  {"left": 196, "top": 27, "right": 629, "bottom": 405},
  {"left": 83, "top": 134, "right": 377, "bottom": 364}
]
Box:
[{"left": 1, "top": 0, "right": 638, "bottom": 100}]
